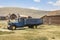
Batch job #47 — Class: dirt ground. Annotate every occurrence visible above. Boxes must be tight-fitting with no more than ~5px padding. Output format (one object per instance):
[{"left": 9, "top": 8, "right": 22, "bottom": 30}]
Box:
[{"left": 0, "top": 25, "right": 60, "bottom": 40}]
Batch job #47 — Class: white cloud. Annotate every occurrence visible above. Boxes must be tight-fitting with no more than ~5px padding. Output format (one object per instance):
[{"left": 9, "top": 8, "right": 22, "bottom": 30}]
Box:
[
  {"left": 33, "top": 0, "right": 40, "bottom": 2},
  {"left": 48, "top": 0, "right": 60, "bottom": 6},
  {"left": 0, "top": 6, "right": 4, "bottom": 8},
  {"left": 48, "top": 1, "right": 53, "bottom": 4},
  {"left": 53, "top": 0, "right": 60, "bottom": 6},
  {"left": 29, "top": 7, "right": 40, "bottom": 10}
]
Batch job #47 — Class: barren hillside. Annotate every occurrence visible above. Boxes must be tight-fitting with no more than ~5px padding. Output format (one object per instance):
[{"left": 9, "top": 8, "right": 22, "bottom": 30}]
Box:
[
  {"left": 47, "top": 10, "right": 60, "bottom": 16},
  {"left": 0, "top": 7, "right": 50, "bottom": 18}
]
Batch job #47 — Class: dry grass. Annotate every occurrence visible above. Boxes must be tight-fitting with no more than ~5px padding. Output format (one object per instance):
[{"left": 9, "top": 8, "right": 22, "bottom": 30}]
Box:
[
  {"left": 0, "top": 25, "right": 60, "bottom": 40},
  {"left": 0, "top": 31, "right": 14, "bottom": 35},
  {"left": 0, "top": 20, "right": 8, "bottom": 28}
]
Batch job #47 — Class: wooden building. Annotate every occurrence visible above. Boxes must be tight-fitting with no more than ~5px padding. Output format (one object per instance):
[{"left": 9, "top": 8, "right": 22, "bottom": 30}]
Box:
[
  {"left": 0, "top": 16, "right": 8, "bottom": 20},
  {"left": 0, "top": 13, "right": 32, "bottom": 20},
  {"left": 0, "top": 13, "right": 17, "bottom": 20},
  {"left": 42, "top": 15, "right": 60, "bottom": 25},
  {"left": 0, "top": 14, "right": 8, "bottom": 20}
]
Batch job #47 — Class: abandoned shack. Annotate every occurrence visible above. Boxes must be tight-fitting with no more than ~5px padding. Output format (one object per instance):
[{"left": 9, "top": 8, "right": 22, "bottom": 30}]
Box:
[
  {"left": 42, "top": 15, "right": 60, "bottom": 25},
  {"left": 0, "top": 13, "right": 32, "bottom": 20},
  {"left": 0, "top": 13, "right": 17, "bottom": 20},
  {"left": 0, "top": 14, "right": 8, "bottom": 20},
  {"left": 0, "top": 16, "right": 8, "bottom": 20}
]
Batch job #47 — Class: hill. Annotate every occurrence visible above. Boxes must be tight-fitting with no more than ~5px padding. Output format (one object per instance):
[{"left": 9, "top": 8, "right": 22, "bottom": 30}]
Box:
[
  {"left": 47, "top": 10, "right": 60, "bottom": 16},
  {"left": 0, "top": 7, "right": 50, "bottom": 18}
]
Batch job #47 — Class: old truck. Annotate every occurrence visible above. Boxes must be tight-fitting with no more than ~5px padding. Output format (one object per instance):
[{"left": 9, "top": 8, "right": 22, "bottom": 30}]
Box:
[{"left": 7, "top": 18, "right": 43, "bottom": 30}]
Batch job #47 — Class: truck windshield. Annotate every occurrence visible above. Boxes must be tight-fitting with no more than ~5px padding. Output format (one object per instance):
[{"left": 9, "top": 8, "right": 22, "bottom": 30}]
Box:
[
  {"left": 11, "top": 19, "right": 19, "bottom": 23},
  {"left": 15, "top": 18, "right": 24, "bottom": 22},
  {"left": 9, "top": 19, "right": 17, "bottom": 23},
  {"left": 15, "top": 19, "right": 18, "bottom": 22},
  {"left": 18, "top": 19, "right": 21, "bottom": 22}
]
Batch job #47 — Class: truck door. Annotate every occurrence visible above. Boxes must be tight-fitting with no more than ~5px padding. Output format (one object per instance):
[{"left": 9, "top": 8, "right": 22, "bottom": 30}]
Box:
[{"left": 15, "top": 18, "right": 24, "bottom": 27}]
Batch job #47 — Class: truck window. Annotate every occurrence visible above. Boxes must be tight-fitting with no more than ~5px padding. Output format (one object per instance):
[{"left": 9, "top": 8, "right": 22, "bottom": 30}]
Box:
[{"left": 18, "top": 19, "right": 21, "bottom": 22}]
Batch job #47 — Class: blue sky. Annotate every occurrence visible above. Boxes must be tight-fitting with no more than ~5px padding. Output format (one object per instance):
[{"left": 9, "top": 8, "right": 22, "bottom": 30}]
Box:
[{"left": 0, "top": 0, "right": 60, "bottom": 11}]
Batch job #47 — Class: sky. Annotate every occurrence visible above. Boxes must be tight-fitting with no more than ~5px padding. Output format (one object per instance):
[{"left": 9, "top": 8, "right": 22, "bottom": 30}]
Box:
[{"left": 0, "top": 0, "right": 60, "bottom": 11}]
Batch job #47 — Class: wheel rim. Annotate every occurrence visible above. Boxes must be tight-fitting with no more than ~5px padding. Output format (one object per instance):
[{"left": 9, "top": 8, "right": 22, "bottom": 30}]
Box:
[{"left": 12, "top": 26, "right": 15, "bottom": 30}]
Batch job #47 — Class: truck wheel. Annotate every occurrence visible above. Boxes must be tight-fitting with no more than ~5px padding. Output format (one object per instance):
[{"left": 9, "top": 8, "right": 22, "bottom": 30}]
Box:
[
  {"left": 28, "top": 25, "right": 34, "bottom": 29},
  {"left": 11, "top": 26, "right": 16, "bottom": 30},
  {"left": 28, "top": 26, "right": 31, "bottom": 28},
  {"left": 7, "top": 25, "right": 10, "bottom": 30},
  {"left": 35, "top": 25, "right": 37, "bottom": 29}
]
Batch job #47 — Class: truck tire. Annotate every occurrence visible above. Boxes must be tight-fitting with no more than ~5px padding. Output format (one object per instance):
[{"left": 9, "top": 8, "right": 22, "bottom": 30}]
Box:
[
  {"left": 7, "top": 27, "right": 11, "bottom": 30},
  {"left": 11, "top": 26, "right": 16, "bottom": 30},
  {"left": 28, "top": 25, "right": 34, "bottom": 29},
  {"left": 34, "top": 25, "right": 37, "bottom": 29}
]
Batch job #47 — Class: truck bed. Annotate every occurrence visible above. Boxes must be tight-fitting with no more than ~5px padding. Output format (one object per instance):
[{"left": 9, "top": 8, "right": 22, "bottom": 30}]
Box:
[{"left": 25, "top": 18, "right": 43, "bottom": 25}]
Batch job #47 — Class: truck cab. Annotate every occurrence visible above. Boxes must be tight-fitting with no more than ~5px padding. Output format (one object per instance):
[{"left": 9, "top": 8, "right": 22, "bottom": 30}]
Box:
[{"left": 8, "top": 18, "right": 25, "bottom": 30}]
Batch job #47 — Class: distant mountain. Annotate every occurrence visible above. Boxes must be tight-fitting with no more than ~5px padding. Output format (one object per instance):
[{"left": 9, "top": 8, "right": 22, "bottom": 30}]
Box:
[
  {"left": 47, "top": 10, "right": 60, "bottom": 16},
  {"left": 0, "top": 7, "right": 50, "bottom": 18}
]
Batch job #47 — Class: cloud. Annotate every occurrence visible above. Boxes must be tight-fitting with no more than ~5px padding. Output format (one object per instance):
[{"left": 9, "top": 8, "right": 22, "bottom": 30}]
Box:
[
  {"left": 0, "top": 6, "right": 4, "bottom": 8},
  {"left": 33, "top": 0, "right": 40, "bottom": 2},
  {"left": 29, "top": 7, "right": 40, "bottom": 10},
  {"left": 48, "top": 0, "right": 60, "bottom": 6},
  {"left": 53, "top": 0, "right": 60, "bottom": 6},
  {"left": 48, "top": 1, "right": 53, "bottom": 4}
]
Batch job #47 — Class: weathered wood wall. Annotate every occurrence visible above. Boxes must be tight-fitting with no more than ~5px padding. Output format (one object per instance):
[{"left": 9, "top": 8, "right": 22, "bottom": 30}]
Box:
[{"left": 42, "top": 15, "right": 60, "bottom": 24}]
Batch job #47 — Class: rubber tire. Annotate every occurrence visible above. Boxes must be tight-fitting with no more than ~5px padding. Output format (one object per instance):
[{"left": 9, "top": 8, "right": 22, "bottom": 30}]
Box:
[
  {"left": 28, "top": 25, "right": 34, "bottom": 29},
  {"left": 11, "top": 26, "right": 16, "bottom": 30},
  {"left": 35, "top": 25, "right": 37, "bottom": 29}
]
